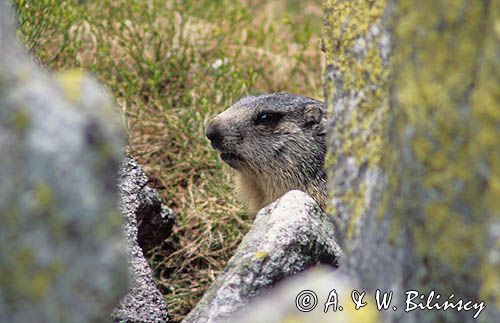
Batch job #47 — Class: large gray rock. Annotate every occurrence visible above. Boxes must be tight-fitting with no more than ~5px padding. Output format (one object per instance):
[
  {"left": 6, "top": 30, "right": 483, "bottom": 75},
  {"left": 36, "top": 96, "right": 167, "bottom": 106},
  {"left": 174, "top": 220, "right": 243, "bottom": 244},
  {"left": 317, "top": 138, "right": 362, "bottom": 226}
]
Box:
[
  {"left": 323, "top": 0, "right": 394, "bottom": 291},
  {"left": 112, "top": 157, "right": 171, "bottom": 322},
  {"left": 183, "top": 190, "right": 342, "bottom": 323},
  {"left": 230, "top": 266, "right": 378, "bottom": 323},
  {"left": 323, "top": 0, "right": 499, "bottom": 322},
  {"left": 0, "top": 2, "right": 128, "bottom": 322}
]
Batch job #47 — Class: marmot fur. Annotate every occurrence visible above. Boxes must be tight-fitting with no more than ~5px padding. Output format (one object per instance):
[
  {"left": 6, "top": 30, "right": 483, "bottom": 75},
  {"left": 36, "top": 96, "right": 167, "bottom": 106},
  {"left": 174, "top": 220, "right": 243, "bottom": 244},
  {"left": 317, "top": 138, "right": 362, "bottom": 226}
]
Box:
[{"left": 206, "top": 93, "right": 327, "bottom": 214}]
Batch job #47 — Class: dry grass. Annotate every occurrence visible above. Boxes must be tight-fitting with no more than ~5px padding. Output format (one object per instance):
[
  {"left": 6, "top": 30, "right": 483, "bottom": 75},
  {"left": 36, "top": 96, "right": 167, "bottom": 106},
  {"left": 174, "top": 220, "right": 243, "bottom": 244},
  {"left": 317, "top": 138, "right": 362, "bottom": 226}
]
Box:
[{"left": 14, "top": 0, "right": 323, "bottom": 320}]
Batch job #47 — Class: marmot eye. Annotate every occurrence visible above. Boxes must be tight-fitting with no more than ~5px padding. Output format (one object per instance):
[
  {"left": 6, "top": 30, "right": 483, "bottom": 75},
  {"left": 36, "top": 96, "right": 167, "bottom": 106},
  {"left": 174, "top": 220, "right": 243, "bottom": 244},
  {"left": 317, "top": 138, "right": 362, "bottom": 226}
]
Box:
[{"left": 255, "top": 112, "right": 282, "bottom": 126}]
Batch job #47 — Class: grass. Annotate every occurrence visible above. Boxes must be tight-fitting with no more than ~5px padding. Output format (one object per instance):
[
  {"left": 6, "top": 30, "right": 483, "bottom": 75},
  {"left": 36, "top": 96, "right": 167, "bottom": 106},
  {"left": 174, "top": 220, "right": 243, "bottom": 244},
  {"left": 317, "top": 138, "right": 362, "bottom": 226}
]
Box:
[{"left": 14, "top": 0, "right": 323, "bottom": 320}]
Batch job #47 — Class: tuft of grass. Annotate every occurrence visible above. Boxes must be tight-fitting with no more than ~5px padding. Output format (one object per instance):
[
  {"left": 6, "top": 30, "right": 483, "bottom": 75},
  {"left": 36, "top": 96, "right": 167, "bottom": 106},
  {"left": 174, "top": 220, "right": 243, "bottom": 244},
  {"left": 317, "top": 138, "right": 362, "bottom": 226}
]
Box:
[{"left": 14, "top": 0, "right": 323, "bottom": 321}]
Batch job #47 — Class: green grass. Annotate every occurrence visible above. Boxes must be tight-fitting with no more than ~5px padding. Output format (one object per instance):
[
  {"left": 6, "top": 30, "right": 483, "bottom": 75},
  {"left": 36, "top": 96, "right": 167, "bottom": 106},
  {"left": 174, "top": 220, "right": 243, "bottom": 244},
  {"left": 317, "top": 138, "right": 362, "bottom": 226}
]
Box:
[{"left": 14, "top": 0, "right": 323, "bottom": 320}]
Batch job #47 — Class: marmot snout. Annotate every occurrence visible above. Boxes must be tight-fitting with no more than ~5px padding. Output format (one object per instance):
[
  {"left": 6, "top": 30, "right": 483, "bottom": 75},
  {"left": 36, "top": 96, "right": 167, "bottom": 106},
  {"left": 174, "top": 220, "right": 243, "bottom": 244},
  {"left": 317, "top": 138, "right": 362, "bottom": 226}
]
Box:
[{"left": 206, "top": 93, "right": 327, "bottom": 215}]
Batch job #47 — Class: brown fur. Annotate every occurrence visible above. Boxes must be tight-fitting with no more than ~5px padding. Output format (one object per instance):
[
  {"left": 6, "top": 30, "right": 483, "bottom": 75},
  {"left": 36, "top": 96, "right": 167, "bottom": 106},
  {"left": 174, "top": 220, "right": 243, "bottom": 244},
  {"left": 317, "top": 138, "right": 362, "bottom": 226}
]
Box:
[{"left": 206, "top": 93, "right": 327, "bottom": 215}]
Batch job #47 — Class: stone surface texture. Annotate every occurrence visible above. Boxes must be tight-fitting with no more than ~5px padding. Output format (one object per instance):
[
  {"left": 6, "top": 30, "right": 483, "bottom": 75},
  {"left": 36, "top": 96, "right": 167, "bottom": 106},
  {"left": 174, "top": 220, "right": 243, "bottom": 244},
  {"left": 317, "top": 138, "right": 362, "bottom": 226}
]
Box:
[
  {"left": 183, "top": 190, "right": 342, "bottom": 323},
  {"left": 323, "top": 0, "right": 499, "bottom": 321},
  {"left": 112, "top": 157, "right": 171, "bottom": 322},
  {"left": 0, "top": 2, "right": 128, "bottom": 322}
]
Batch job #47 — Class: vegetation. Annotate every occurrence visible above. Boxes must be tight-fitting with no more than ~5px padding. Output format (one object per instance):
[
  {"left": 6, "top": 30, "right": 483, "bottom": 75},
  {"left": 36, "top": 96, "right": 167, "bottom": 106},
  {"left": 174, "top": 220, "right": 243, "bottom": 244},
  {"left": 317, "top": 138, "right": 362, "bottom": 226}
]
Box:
[{"left": 14, "top": 0, "right": 323, "bottom": 320}]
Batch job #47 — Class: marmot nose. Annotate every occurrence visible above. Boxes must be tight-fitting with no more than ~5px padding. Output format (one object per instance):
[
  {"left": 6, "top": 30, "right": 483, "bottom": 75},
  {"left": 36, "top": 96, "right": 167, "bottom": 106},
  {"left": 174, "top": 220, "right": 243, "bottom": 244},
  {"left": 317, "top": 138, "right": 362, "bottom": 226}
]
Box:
[{"left": 206, "top": 123, "right": 223, "bottom": 149}]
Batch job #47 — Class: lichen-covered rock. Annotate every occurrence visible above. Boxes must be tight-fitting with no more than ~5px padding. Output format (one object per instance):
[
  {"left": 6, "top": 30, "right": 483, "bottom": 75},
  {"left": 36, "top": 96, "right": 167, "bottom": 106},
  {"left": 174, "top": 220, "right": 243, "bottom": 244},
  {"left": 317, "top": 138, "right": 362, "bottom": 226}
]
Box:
[
  {"left": 183, "top": 190, "right": 342, "bottom": 323},
  {"left": 229, "top": 266, "right": 379, "bottom": 323},
  {"left": 322, "top": 0, "right": 394, "bottom": 289},
  {"left": 112, "top": 157, "right": 170, "bottom": 322},
  {"left": 323, "top": 0, "right": 499, "bottom": 322},
  {"left": 383, "top": 1, "right": 500, "bottom": 321},
  {"left": 0, "top": 2, "right": 128, "bottom": 322}
]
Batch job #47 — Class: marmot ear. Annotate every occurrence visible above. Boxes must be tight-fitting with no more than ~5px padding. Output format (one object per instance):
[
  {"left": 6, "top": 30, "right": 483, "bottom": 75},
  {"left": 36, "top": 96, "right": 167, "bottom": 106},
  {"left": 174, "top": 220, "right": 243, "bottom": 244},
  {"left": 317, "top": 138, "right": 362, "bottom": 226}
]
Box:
[{"left": 304, "top": 103, "right": 326, "bottom": 132}]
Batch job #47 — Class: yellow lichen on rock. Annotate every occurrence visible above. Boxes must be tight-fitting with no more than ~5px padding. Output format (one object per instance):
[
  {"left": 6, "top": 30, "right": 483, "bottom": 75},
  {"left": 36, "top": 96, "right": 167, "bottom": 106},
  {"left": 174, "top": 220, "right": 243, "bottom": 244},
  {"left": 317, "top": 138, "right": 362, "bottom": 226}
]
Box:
[
  {"left": 323, "top": 0, "right": 390, "bottom": 244},
  {"left": 386, "top": 0, "right": 499, "bottom": 318},
  {"left": 323, "top": 0, "right": 389, "bottom": 166},
  {"left": 254, "top": 251, "right": 269, "bottom": 260},
  {"left": 55, "top": 69, "right": 86, "bottom": 103}
]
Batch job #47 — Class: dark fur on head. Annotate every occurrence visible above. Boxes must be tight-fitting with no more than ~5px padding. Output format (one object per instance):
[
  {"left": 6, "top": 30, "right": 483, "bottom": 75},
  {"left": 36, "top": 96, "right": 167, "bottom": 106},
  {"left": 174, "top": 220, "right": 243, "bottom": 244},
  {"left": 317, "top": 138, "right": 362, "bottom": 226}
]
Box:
[{"left": 206, "top": 93, "right": 327, "bottom": 214}]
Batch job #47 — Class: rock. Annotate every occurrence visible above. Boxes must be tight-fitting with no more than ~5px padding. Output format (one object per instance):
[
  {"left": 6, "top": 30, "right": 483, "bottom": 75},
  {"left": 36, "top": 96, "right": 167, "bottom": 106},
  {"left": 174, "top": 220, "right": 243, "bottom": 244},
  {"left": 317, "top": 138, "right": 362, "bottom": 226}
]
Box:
[
  {"left": 323, "top": 0, "right": 500, "bottom": 321},
  {"left": 183, "top": 190, "right": 342, "bottom": 323},
  {"left": 322, "top": 0, "right": 393, "bottom": 290},
  {"left": 229, "top": 266, "right": 379, "bottom": 323},
  {"left": 111, "top": 157, "right": 171, "bottom": 323},
  {"left": 0, "top": 2, "right": 128, "bottom": 322},
  {"left": 136, "top": 185, "right": 175, "bottom": 254}
]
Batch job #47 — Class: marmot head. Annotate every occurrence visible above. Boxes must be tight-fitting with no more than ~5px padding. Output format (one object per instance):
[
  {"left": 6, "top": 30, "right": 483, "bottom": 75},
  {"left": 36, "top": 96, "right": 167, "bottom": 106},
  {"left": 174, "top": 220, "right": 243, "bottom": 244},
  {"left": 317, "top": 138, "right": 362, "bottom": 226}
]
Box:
[{"left": 206, "top": 93, "right": 327, "bottom": 214}]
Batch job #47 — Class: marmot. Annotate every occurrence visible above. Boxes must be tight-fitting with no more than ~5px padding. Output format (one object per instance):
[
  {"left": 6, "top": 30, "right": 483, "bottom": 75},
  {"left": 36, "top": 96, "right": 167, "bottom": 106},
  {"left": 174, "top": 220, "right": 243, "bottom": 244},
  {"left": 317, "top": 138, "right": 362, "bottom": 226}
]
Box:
[{"left": 206, "top": 93, "right": 327, "bottom": 215}]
